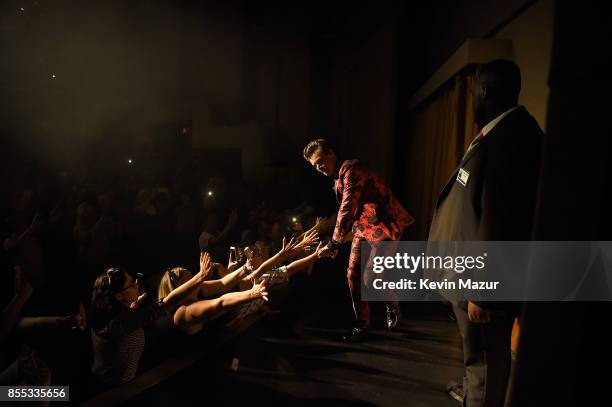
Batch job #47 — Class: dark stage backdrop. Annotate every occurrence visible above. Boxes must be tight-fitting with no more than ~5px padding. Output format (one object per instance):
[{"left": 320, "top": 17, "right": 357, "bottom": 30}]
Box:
[{"left": 509, "top": 2, "right": 612, "bottom": 406}]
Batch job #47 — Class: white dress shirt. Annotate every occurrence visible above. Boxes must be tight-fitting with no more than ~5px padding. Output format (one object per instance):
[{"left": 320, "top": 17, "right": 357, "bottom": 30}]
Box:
[
  {"left": 465, "top": 106, "right": 520, "bottom": 154},
  {"left": 480, "top": 106, "right": 520, "bottom": 137}
]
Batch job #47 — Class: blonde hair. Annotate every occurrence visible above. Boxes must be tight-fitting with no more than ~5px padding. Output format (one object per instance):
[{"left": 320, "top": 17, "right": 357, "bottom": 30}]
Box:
[{"left": 158, "top": 267, "right": 193, "bottom": 300}]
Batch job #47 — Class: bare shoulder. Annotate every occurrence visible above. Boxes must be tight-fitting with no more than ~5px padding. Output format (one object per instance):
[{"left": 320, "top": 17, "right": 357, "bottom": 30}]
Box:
[
  {"left": 173, "top": 304, "right": 188, "bottom": 326},
  {"left": 174, "top": 304, "right": 204, "bottom": 335}
]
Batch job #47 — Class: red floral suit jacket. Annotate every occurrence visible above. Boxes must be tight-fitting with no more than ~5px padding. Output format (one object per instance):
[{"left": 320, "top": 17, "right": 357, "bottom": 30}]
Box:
[{"left": 332, "top": 160, "right": 414, "bottom": 243}]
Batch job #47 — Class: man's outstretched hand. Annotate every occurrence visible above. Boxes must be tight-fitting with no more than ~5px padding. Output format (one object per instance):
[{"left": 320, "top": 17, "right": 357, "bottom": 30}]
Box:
[{"left": 317, "top": 242, "right": 338, "bottom": 259}]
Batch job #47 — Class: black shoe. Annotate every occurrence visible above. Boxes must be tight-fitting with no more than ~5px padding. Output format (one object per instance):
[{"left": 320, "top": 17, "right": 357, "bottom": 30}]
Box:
[
  {"left": 342, "top": 325, "right": 370, "bottom": 343},
  {"left": 446, "top": 380, "right": 464, "bottom": 404},
  {"left": 385, "top": 303, "right": 401, "bottom": 330}
]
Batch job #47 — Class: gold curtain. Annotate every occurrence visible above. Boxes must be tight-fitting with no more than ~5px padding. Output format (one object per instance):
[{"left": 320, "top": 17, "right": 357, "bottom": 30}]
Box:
[{"left": 403, "top": 70, "right": 477, "bottom": 239}]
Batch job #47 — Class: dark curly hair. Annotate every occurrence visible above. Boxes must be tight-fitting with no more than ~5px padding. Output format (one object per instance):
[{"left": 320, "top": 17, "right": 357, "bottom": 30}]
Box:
[
  {"left": 302, "top": 138, "right": 333, "bottom": 160},
  {"left": 89, "top": 267, "right": 127, "bottom": 331}
]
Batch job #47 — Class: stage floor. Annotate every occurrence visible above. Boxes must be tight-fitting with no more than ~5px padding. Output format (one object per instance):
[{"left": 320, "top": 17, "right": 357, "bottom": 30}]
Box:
[{"left": 129, "top": 303, "right": 464, "bottom": 407}]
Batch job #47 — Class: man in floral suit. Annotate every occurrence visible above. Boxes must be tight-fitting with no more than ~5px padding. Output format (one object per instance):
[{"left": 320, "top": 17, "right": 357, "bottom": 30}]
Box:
[{"left": 304, "top": 139, "right": 414, "bottom": 342}]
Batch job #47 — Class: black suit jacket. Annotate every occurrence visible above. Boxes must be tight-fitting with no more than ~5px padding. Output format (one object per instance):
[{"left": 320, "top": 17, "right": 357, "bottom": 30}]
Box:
[{"left": 428, "top": 106, "right": 543, "bottom": 313}]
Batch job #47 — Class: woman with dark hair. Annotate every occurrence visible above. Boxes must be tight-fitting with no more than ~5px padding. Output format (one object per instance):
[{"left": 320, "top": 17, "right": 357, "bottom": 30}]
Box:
[{"left": 88, "top": 262, "right": 209, "bottom": 389}]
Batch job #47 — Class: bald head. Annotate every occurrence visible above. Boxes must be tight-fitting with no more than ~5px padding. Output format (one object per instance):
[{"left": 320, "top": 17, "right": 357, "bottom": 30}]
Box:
[{"left": 472, "top": 59, "right": 522, "bottom": 127}]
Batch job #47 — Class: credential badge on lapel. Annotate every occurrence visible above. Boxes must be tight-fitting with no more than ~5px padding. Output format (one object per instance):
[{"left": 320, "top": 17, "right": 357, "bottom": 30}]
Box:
[{"left": 456, "top": 168, "right": 470, "bottom": 187}]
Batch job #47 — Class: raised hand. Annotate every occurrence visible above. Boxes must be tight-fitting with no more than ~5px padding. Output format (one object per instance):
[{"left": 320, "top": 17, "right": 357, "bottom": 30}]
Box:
[
  {"left": 317, "top": 242, "right": 337, "bottom": 259},
  {"left": 313, "top": 241, "right": 326, "bottom": 257},
  {"left": 297, "top": 229, "right": 319, "bottom": 250},
  {"left": 250, "top": 278, "right": 269, "bottom": 302},
  {"left": 279, "top": 236, "right": 299, "bottom": 257},
  {"left": 199, "top": 252, "right": 213, "bottom": 279},
  {"left": 227, "top": 248, "right": 239, "bottom": 272}
]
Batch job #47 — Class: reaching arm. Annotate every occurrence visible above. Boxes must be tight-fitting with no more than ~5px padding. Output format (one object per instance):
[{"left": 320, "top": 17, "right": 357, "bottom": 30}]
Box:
[
  {"left": 284, "top": 242, "right": 324, "bottom": 278},
  {"left": 100, "top": 254, "right": 214, "bottom": 339},
  {"left": 243, "top": 237, "right": 299, "bottom": 281},
  {"left": 180, "top": 280, "right": 268, "bottom": 325},
  {"left": 226, "top": 249, "right": 239, "bottom": 272},
  {"left": 163, "top": 252, "right": 213, "bottom": 308},
  {"left": 315, "top": 214, "right": 337, "bottom": 236},
  {"left": 287, "top": 229, "right": 319, "bottom": 261},
  {"left": 273, "top": 229, "right": 319, "bottom": 264},
  {"left": 199, "top": 265, "right": 248, "bottom": 297}
]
